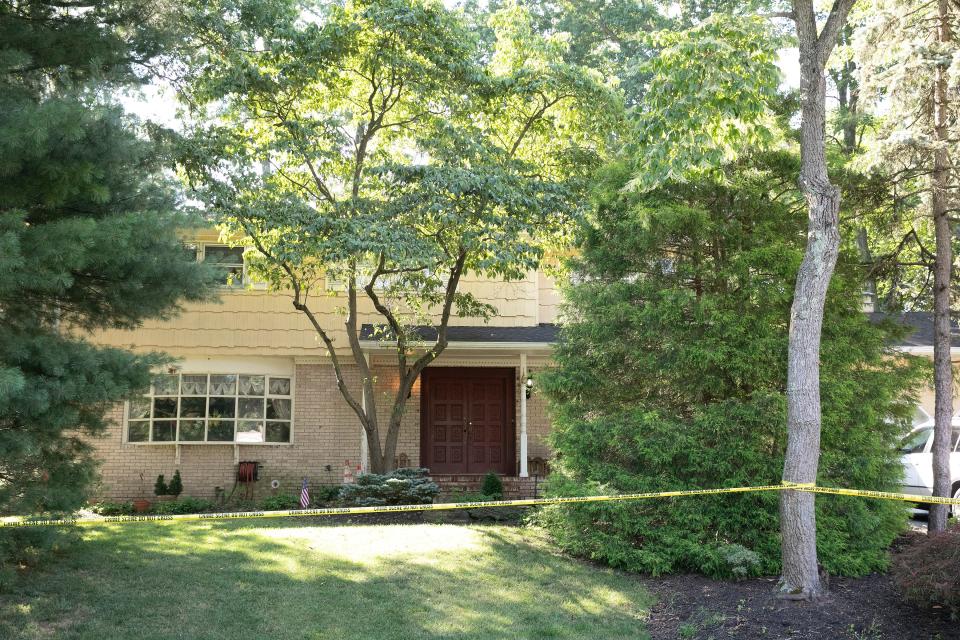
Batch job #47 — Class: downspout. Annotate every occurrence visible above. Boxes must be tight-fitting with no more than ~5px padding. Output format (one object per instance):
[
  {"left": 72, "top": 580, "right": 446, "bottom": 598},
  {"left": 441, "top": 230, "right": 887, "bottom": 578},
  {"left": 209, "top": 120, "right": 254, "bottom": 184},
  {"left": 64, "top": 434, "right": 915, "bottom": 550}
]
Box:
[
  {"left": 519, "top": 352, "right": 528, "bottom": 478},
  {"left": 360, "top": 350, "right": 370, "bottom": 473}
]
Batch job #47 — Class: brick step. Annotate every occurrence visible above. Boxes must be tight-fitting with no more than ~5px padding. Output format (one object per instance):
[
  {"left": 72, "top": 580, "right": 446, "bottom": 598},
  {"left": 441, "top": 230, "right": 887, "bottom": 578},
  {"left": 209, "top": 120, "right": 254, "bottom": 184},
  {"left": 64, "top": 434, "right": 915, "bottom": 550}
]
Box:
[{"left": 431, "top": 474, "right": 545, "bottom": 499}]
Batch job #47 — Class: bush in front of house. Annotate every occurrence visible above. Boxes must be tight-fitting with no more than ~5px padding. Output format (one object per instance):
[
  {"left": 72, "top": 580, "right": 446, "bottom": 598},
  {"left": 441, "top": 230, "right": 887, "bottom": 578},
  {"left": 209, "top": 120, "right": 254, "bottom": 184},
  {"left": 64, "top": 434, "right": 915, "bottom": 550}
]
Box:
[
  {"left": 443, "top": 490, "right": 495, "bottom": 504},
  {"left": 151, "top": 497, "right": 215, "bottom": 515},
  {"left": 153, "top": 474, "right": 168, "bottom": 497},
  {"left": 893, "top": 528, "right": 960, "bottom": 617},
  {"left": 312, "top": 485, "right": 341, "bottom": 505},
  {"left": 167, "top": 471, "right": 183, "bottom": 497},
  {"left": 338, "top": 468, "right": 439, "bottom": 507},
  {"left": 480, "top": 472, "right": 504, "bottom": 499},
  {"left": 537, "top": 158, "right": 926, "bottom": 579},
  {"left": 91, "top": 501, "right": 134, "bottom": 516},
  {"left": 260, "top": 494, "right": 301, "bottom": 511}
]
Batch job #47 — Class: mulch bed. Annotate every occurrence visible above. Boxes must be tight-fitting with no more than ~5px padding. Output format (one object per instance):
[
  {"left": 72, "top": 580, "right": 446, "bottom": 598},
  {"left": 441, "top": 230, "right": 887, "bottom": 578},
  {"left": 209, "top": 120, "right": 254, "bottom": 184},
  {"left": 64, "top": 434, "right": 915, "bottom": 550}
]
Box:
[
  {"left": 642, "top": 572, "right": 956, "bottom": 639},
  {"left": 642, "top": 533, "right": 957, "bottom": 639}
]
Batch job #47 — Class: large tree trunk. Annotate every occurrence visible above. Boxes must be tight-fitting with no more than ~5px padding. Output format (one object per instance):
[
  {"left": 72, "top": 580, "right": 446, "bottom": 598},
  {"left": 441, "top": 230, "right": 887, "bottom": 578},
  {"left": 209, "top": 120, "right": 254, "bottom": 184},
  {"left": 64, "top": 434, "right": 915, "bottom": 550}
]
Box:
[
  {"left": 929, "top": 0, "right": 954, "bottom": 535},
  {"left": 779, "top": 0, "right": 854, "bottom": 599}
]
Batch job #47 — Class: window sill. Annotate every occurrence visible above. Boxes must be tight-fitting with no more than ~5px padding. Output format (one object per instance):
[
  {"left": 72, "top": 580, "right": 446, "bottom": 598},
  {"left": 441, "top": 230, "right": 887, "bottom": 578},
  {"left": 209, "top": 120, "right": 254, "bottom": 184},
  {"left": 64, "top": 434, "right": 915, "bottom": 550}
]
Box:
[
  {"left": 217, "top": 283, "right": 269, "bottom": 291},
  {"left": 123, "top": 441, "right": 295, "bottom": 446}
]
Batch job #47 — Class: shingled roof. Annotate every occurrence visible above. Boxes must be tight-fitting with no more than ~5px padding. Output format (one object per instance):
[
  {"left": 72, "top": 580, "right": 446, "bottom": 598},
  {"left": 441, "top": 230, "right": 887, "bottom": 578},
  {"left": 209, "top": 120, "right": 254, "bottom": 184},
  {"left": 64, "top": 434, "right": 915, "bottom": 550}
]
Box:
[
  {"left": 359, "top": 323, "right": 559, "bottom": 343},
  {"left": 869, "top": 312, "right": 960, "bottom": 348},
  {"left": 359, "top": 313, "right": 951, "bottom": 348}
]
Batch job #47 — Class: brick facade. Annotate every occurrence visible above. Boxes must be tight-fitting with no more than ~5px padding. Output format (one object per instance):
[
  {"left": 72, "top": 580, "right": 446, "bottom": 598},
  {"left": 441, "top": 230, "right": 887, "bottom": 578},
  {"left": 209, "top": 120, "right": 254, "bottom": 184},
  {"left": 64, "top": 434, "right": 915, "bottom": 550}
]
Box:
[{"left": 89, "top": 359, "right": 553, "bottom": 501}]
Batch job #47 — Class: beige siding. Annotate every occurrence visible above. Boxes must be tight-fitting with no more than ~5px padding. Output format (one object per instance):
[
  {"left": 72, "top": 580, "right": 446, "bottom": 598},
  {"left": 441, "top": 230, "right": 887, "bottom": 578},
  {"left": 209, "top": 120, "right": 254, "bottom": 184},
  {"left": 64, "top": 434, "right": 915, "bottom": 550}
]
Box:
[
  {"left": 90, "top": 272, "right": 555, "bottom": 356},
  {"left": 911, "top": 354, "right": 959, "bottom": 421},
  {"left": 537, "top": 271, "right": 562, "bottom": 324}
]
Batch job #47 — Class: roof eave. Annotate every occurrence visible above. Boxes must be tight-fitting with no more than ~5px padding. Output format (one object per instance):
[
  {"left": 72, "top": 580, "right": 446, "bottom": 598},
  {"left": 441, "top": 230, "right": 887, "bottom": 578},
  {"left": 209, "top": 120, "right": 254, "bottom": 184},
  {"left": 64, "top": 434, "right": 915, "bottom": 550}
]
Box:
[{"left": 357, "top": 340, "right": 555, "bottom": 351}]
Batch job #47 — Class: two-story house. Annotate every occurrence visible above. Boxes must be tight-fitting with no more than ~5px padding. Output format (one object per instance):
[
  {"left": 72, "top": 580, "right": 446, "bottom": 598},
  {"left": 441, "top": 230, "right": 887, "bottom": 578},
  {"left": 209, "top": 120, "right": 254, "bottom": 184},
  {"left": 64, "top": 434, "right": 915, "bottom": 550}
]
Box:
[{"left": 89, "top": 230, "right": 563, "bottom": 500}]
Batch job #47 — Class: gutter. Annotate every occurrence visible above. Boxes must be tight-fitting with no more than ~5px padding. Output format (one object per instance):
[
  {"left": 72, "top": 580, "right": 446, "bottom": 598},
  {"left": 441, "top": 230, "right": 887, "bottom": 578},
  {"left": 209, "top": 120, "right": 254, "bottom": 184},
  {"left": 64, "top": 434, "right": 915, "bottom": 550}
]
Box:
[{"left": 357, "top": 340, "right": 555, "bottom": 351}]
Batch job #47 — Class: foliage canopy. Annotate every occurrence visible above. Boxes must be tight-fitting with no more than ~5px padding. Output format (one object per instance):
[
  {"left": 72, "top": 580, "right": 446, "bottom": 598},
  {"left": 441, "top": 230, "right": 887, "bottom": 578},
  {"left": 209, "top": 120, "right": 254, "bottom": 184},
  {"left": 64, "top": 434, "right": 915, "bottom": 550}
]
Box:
[
  {"left": 175, "top": 0, "right": 621, "bottom": 471},
  {"left": 538, "top": 154, "right": 925, "bottom": 578}
]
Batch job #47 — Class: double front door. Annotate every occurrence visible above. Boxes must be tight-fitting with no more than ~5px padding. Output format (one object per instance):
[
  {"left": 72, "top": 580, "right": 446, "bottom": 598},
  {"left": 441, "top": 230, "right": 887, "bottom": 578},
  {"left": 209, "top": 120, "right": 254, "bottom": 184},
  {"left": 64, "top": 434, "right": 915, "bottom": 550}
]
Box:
[{"left": 420, "top": 368, "right": 515, "bottom": 475}]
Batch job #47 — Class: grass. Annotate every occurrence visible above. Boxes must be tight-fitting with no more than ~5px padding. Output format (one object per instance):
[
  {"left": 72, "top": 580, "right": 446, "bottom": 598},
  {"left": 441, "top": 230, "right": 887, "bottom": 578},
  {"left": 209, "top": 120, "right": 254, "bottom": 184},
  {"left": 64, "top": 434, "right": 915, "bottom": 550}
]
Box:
[{"left": 0, "top": 520, "right": 653, "bottom": 639}]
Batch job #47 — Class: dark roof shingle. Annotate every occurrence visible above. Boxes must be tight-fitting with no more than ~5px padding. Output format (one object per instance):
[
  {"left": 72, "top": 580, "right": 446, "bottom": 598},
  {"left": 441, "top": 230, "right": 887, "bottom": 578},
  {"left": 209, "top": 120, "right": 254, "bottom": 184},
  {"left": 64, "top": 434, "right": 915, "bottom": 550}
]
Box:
[
  {"left": 360, "top": 313, "right": 951, "bottom": 348},
  {"left": 359, "top": 323, "right": 559, "bottom": 343},
  {"left": 869, "top": 311, "right": 960, "bottom": 348}
]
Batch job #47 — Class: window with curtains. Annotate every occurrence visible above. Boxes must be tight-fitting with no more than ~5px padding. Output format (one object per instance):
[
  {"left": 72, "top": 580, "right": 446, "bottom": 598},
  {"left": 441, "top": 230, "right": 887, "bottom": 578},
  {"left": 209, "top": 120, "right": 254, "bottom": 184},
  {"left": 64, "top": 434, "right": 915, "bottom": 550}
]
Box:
[{"left": 126, "top": 373, "right": 293, "bottom": 444}]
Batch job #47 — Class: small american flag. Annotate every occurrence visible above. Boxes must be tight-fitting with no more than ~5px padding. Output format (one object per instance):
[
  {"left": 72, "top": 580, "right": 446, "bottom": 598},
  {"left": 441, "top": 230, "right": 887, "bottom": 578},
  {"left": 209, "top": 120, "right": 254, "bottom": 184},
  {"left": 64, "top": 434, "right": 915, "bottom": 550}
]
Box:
[{"left": 299, "top": 477, "right": 310, "bottom": 509}]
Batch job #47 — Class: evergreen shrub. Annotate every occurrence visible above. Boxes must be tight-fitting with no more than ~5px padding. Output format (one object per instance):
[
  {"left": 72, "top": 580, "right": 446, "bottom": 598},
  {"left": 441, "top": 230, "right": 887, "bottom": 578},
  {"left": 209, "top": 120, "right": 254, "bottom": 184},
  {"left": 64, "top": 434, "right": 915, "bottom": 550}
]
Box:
[
  {"left": 167, "top": 471, "right": 183, "bottom": 497},
  {"left": 260, "top": 494, "right": 301, "bottom": 510},
  {"left": 153, "top": 475, "right": 168, "bottom": 497},
  {"left": 151, "top": 497, "right": 214, "bottom": 515},
  {"left": 538, "top": 157, "right": 926, "bottom": 578},
  {"left": 480, "top": 472, "right": 504, "bottom": 498},
  {"left": 338, "top": 468, "right": 439, "bottom": 506},
  {"left": 91, "top": 502, "right": 134, "bottom": 516}
]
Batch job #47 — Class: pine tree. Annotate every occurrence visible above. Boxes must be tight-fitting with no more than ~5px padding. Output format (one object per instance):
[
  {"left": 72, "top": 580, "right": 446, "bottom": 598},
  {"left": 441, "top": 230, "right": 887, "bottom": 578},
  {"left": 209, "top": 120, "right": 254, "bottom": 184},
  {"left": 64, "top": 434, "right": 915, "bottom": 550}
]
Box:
[
  {"left": 0, "top": 1, "right": 213, "bottom": 520},
  {"left": 855, "top": 0, "right": 960, "bottom": 535}
]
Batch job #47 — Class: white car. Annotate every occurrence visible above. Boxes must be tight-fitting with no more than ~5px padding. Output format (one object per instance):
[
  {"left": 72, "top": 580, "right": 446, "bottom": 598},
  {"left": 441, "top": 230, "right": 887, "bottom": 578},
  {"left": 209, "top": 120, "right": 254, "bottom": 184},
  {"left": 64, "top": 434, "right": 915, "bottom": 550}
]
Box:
[{"left": 900, "top": 418, "right": 960, "bottom": 514}]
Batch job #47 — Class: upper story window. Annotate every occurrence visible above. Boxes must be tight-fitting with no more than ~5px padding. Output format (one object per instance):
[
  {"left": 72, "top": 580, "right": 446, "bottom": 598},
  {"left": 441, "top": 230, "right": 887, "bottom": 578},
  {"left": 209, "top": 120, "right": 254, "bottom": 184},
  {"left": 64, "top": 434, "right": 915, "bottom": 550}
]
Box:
[
  {"left": 126, "top": 373, "right": 293, "bottom": 444},
  {"left": 200, "top": 244, "right": 246, "bottom": 287}
]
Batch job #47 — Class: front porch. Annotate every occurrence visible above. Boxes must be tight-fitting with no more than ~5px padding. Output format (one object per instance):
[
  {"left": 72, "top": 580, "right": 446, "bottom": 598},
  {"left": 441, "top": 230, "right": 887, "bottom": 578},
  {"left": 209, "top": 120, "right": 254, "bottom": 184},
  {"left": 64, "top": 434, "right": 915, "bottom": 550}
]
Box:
[{"left": 359, "top": 324, "right": 557, "bottom": 482}]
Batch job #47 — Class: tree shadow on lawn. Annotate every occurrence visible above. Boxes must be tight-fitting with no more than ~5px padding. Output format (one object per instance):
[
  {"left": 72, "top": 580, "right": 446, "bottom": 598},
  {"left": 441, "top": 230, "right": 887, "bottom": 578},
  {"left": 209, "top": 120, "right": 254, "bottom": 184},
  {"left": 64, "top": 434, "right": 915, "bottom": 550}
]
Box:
[{"left": 0, "top": 520, "right": 653, "bottom": 640}]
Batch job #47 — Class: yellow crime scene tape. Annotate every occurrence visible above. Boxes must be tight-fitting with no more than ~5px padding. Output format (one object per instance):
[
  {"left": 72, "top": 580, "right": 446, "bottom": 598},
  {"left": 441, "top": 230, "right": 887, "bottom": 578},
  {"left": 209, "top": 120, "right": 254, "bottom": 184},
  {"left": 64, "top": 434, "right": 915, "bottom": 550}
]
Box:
[{"left": 1, "top": 481, "right": 956, "bottom": 528}]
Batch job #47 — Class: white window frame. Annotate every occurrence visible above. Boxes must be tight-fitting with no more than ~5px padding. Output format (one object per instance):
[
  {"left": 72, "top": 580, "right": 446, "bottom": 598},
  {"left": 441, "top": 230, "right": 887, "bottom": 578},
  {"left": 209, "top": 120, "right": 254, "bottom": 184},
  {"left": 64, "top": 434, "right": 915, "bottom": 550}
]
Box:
[
  {"left": 124, "top": 372, "right": 295, "bottom": 446},
  {"left": 196, "top": 243, "right": 268, "bottom": 289}
]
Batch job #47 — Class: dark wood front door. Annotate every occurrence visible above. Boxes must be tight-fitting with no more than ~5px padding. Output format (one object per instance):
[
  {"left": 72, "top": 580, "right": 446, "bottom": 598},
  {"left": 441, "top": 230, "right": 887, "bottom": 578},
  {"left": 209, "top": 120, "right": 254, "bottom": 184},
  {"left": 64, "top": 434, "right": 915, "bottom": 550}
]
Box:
[{"left": 421, "top": 368, "right": 515, "bottom": 475}]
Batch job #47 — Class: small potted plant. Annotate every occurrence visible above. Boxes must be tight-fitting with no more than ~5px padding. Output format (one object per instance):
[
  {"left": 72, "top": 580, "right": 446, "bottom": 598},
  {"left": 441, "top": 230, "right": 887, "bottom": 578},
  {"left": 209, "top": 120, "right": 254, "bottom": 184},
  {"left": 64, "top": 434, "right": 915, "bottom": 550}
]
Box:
[
  {"left": 167, "top": 470, "right": 183, "bottom": 499},
  {"left": 154, "top": 474, "right": 173, "bottom": 502},
  {"left": 133, "top": 471, "right": 151, "bottom": 513}
]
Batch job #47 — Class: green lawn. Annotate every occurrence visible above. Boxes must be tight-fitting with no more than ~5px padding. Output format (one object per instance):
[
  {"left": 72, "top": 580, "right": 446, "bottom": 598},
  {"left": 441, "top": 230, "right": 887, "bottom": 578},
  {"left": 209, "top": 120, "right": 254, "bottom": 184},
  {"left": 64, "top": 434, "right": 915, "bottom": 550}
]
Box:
[{"left": 0, "top": 520, "right": 653, "bottom": 639}]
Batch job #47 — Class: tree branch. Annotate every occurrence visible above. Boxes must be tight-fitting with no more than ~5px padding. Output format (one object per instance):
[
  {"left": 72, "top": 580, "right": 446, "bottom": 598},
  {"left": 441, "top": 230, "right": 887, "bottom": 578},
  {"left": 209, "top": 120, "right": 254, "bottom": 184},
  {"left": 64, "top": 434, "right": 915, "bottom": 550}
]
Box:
[
  {"left": 396, "top": 248, "right": 469, "bottom": 408},
  {"left": 814, "top": 0, "right": 860, "bottom": 68},
  {"left": 508, "top": 94, "right": 570, "bottom": 158},
  {"left": 343, "top": 265, "right": 377, "bottom": 433},
  {"left": 364, "top": 253, "right": 408, "bottom": 374},
  {"left": 240, "top": 223, "right": 369, "bottom": 428}
]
